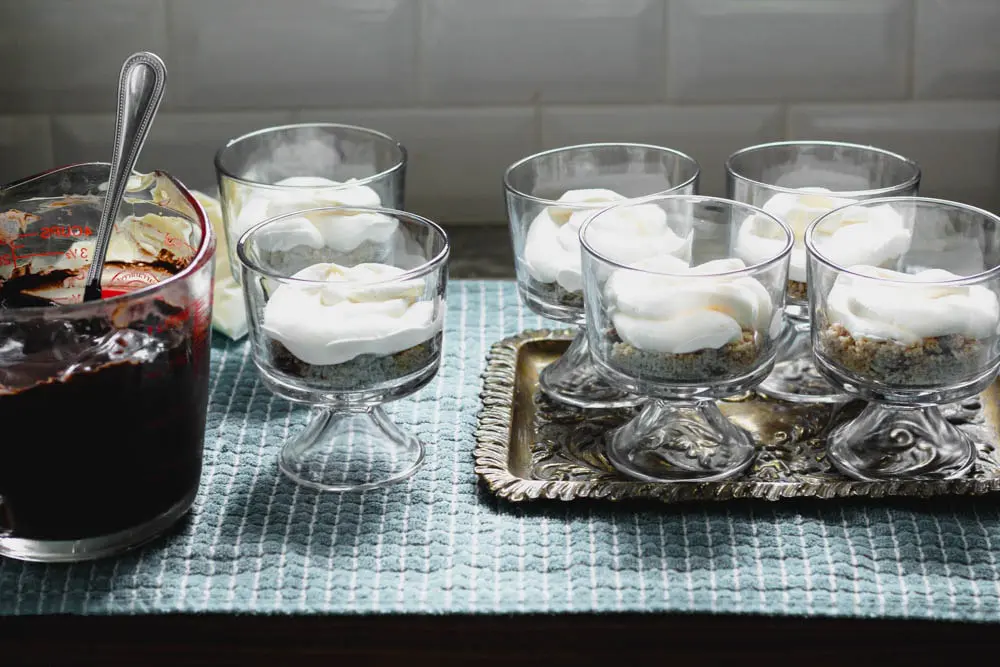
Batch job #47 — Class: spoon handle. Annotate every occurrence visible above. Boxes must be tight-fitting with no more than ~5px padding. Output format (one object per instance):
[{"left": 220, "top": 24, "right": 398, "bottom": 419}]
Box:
[{"left": 84, "top": 51, "right": 167, "bottom": 301}]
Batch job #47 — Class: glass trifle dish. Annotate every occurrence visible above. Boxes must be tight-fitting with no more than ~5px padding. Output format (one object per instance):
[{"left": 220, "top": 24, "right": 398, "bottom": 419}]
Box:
[
  {"left": 807, "top": 198, "right": 1000, "bottom": 481},
  {"left": 238, "top": 206, "right": 447, "bottom": 492},
  {"left": 726, "top": 141, "right": 920, "bottom": 403},
  {"left": 215, "top": 122, "right": 407, "bottom": 285},
  {"left": 505, "top": 143, "right": 699, "bottom": 409},
  {"left": 580, "top": 195, "right": 792, "bottom": 482}
]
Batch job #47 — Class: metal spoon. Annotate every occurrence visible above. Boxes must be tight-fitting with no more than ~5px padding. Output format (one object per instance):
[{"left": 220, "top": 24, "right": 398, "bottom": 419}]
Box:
[{"left": 83, "top": 51, "right": 167, "bottom": 302}]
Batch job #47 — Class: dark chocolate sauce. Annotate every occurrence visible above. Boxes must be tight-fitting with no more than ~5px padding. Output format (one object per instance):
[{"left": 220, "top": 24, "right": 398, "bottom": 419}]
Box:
[
  {"left": 0, "top": 299, "right": 210, "bottom": 541},
  {"left": 0, "top": 267, "right": 75, "bottom": 309}
]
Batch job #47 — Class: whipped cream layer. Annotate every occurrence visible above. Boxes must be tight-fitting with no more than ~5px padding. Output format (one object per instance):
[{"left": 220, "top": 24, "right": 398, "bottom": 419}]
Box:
[
  {"left": 523, "top": 189, "right": 690, "bottom": 294},
  {"left": 263, "top": 262, "right": 441, "bottom": 366},
  {"left": 193, "top": 190, "right": 248, "bottom": 339},
  {"left": 233, "top": 176, "right": 397, "bottom": 254},
  {"left": 606, "top": 256, "right": 777, "bottom": 354},
  {"left": 735, "top": 187, "right": 910, "bottom": 283},
  {"left": 827, "top": 265, "right": 1000, "bottom": 344}
]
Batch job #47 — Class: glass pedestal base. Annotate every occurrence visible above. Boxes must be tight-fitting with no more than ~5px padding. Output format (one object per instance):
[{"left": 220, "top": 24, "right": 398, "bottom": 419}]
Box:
[
  {"left": 279, "top": 406, "right": 425, "bottom": 492},
  {"left": 827, "top": 403, "right": 977, "bottom": 481},
  {"left": 539, "top": 328, "right": 644, "bottom": 410},
  {"left": 607, "top": 399, "right": 755, "bottom": 482}
]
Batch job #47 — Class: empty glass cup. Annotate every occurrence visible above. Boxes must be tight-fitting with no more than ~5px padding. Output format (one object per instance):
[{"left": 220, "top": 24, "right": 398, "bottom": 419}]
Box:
[
  {"left": 581, "top": 195, "right": 792, "bottom": 482},
  {"left": 216, "top": 122, "right": 407, "bottom": 283},
  {"left": 505, "top": 143, "right": 699, "bottom": 409},
  {"left": 807, "top": 197, "right": 1000, "bottom": 481},
  {"left": 726, "top": 140, "right": 920, "bottom": 403},
  {"left": 238, "top": 206, "right": 448, "bottom": 492}
]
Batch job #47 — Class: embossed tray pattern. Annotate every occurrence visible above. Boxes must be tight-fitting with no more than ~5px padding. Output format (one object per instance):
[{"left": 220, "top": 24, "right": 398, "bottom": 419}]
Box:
[{"left": 474, "top": 329, "right": 1000, "bottom": 503}]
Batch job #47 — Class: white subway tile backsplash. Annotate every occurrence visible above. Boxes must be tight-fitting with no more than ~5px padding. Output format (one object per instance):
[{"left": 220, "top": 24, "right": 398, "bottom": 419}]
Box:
[
  {"left": 0, "top": 117, "right": 54, "bottom": 185},
  {"left": 293, "top": 107, "right": 538, "bottom": 223},
  {"left": 542, "top": 105, "right": 785, "bottom": 197},
  {"left": 666, "top": 0, "right": 910, "bottom": 103},
  {"left": 168, "top": 0, "right": 418, "bottom": 110},
  {"left": 422, "top": 0, "right": 665, "bottom": 104},
  {"left": 51, "top": 111, "right": 297, "bottom": 192},
  {"left": 0, "top": 0, "right": 168, "bottom": 113},
  {"left": 3, "top": 1, "right": 999, "bottom": 224},
  {"left": 914, "top": 0, "right": 1000, "bottom": 99},
  {"left": 788, "top": 102, "right": 1000, "bottom": 212}
]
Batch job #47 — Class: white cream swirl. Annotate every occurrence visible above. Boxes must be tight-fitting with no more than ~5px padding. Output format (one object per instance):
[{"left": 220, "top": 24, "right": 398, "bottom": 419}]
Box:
[
  {"left": 735, "top": 188, "right": 910, "bottom": 282},
  {"left": 193, "top": 190, "right": 248, "bottom": 340},
  {"left": 262, "top": 262, "right": 441, "bottom": 366},
  {"left": 232, "top": 176, "right": 397, "bottom": 253},
  {"left": 808, "top": 203, "right": 911, "bottom": 269},
  {"left": 523, "top": 189, "right": 690, "bottom": 294},
  {"left": 827, "top": 265, "right": 1000, "bottom": 344},
  {"left": 605, "top": 257, "right": 778, "bottom": 354}
]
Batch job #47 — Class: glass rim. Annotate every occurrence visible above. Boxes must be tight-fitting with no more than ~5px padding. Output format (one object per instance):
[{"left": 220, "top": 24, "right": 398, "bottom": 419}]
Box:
[
  {"left": 725, "top": 139, "right": 922, "bottom": 199},
  {"left": 579, "top": 194, "right": 794, "bottom": 278},
  {"left": 805, "top": 196, "right": 1000, "bottom": 287},
  {"left": 213, "top": 122, "right": 408, "bottom": 191},
  {"left": 236, "top": 205, "right": 450, "bottom": 286},
  {"left": 502, "top": 142, "right": 701, "bottom": 209},
  {"left": 0, "top": 161, "right": 215, "bottom": 318}
]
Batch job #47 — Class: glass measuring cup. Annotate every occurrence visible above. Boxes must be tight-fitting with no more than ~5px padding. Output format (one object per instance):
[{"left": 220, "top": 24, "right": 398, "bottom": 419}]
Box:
[{"left": 0, "top": 162, "right": 215, "bottom": 562}]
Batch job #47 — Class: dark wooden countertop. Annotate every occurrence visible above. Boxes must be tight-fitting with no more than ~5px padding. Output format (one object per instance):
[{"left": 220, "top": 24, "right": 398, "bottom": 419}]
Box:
[{"left": 3, "top": 612, "right": 996, "bottom": 665}]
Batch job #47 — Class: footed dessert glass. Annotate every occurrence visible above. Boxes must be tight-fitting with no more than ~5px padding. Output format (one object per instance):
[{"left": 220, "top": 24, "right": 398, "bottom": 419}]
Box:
[
  {"left": 238, "top": 206, "right": 448, "bottom": 492},
  {"left": 807, "top": 197, "right": 1000, "bottom": 481},
  {"left": 726, "top": 141, "right": 920, "bottom": 403},
  {"left": 505, "top": 143, "right": 699, "bottom": 409},
  {"left": 216, "top": 122, "right": 407, "bottom": 283},
  {"left": 580, "top": 195, "right": 792, "bottom": 482}
]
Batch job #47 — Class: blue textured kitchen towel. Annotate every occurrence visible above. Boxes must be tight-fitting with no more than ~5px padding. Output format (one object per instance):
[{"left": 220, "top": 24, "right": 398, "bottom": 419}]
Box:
[{"left": 2, "top": 280, "right": 1000, "bottom": 620}]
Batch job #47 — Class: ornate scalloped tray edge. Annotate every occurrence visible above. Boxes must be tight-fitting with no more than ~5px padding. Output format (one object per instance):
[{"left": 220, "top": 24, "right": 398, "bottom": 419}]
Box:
[{"left": 474, "top": 329, "right": 1000, "bottom": 504}]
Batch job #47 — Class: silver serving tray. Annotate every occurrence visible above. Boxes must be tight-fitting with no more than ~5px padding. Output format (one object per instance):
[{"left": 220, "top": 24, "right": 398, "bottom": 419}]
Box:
[{"left": 474, "top": 329, "right": 1000, "bottom": 503}]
